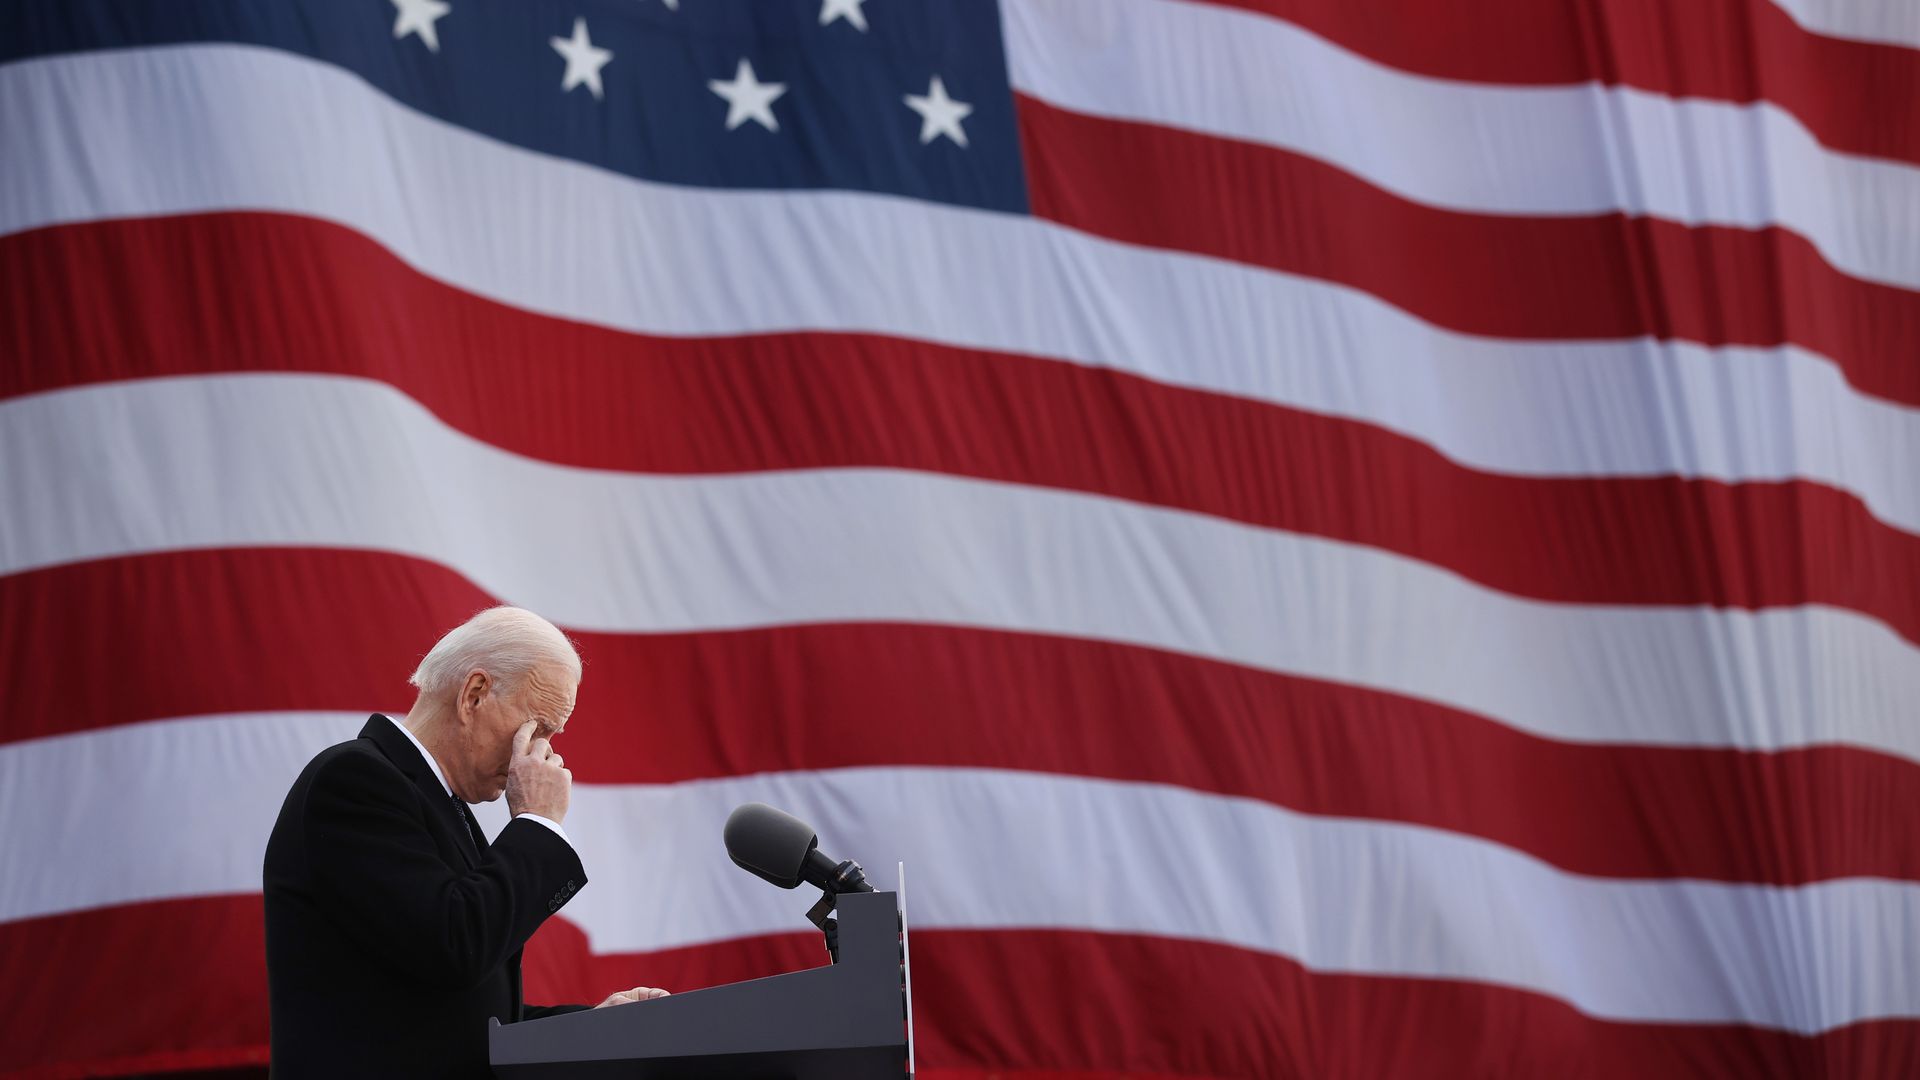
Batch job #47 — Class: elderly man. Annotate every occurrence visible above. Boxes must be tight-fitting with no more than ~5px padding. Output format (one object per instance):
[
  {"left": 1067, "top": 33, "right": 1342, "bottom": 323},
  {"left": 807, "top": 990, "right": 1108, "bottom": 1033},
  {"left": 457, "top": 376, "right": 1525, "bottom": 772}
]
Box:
[{"left": 264, "top": 606, "right": 664, "bottom": 1078}]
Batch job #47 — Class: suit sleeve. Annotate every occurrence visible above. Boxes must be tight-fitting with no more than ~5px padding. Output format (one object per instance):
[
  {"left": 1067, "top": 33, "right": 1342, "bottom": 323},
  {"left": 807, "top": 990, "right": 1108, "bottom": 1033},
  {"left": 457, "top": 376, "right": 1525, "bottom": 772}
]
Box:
[{"left": 300, "top": 751, "right": 586, "bottom": 990}]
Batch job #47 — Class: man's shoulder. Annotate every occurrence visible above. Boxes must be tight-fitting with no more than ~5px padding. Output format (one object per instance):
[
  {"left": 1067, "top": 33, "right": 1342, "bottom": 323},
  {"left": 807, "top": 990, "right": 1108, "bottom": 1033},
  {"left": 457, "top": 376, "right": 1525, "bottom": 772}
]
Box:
[
  {"left": 300, "top": 733, "right": 404, "bottom": 796},
  {"left": 273, "top": 726, "right": 415, "bottom": 823},
  {"left": 267, "top": 730, "right": 407, "bottom": 872}
]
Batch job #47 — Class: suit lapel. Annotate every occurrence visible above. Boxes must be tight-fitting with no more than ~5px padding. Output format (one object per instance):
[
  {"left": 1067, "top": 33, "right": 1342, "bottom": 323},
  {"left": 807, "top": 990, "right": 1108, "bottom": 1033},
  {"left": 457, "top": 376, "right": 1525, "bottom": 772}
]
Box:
[{"left": 361, "top": 714, "right": 478, "bottom": 869}]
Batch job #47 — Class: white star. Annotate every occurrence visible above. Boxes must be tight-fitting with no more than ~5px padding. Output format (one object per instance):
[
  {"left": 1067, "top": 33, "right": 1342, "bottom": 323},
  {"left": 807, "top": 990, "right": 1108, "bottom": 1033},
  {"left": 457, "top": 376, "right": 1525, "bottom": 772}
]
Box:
[
  {"left": 391, "top": 0, "right": 451, "bottom": 52},
  {"left": 819, "top": 0, "right": 869, "bottom": 31},
  {"left": 550, "top": 17, "right": 613, "bottom": 100},
  {"left": 904, "top": 76, "right": 972, "bottom": 147},
  {"left": 708, "top": 59, "right": 787, "bottom": 132}
]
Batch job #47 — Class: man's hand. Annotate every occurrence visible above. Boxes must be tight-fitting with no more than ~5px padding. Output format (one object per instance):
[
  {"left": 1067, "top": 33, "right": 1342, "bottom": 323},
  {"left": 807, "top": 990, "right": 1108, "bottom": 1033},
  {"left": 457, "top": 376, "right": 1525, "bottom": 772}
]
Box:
[
  {"left": 505, "top": 720, "right": 571, "bottom": 823},
  {"left": 594, "top": 986, "right": 670, "bottom": 1008}
]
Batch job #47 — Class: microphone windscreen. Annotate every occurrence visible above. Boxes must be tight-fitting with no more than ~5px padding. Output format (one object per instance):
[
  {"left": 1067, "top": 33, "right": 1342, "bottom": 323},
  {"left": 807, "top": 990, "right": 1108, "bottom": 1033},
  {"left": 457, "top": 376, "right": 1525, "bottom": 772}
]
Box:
[{"left": 723, "top": 803, "right": 819, "bottom": 889}]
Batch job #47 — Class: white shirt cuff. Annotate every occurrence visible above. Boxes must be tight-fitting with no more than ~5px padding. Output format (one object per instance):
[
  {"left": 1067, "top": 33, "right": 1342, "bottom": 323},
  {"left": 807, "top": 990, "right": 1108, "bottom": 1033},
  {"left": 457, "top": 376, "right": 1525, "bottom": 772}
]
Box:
[{"left": 514, "top": 812, "right": 573, "bottom": 848}]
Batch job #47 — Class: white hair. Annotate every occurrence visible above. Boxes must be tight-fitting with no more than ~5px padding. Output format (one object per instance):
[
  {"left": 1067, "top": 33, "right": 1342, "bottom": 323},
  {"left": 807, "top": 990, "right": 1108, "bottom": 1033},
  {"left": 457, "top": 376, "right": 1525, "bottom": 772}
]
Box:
[{"left": 408, "top": 606, "right": 581, "bottom": 702}]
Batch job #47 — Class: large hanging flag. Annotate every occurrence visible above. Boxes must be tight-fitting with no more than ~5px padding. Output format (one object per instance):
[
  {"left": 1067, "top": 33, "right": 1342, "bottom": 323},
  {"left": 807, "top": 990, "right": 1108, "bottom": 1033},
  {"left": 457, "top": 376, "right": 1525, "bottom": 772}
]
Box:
[{"left": 2, "top": 0, "right": 1918, "bottom": 1076}]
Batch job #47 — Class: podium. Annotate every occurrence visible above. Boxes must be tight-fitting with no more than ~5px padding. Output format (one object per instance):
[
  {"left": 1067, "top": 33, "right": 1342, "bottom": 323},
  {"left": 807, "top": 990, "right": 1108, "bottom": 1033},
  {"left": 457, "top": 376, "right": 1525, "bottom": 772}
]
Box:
[{"left": 489, "top": 890, "right": 912, "bottom": 1079}]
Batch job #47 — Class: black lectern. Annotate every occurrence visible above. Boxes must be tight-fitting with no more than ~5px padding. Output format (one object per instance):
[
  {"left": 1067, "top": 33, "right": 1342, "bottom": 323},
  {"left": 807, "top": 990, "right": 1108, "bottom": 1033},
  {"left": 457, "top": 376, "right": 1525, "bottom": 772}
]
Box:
[{"left": 489, "top": 890, "right": 911, "bottom": 1079}]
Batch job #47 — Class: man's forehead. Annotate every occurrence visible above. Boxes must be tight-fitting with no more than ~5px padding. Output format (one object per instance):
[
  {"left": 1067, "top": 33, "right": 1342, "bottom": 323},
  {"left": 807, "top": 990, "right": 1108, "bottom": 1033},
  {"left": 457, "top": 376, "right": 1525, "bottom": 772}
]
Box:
[{"left": 528, "top": 664, "right": 579, "bottom": 711}]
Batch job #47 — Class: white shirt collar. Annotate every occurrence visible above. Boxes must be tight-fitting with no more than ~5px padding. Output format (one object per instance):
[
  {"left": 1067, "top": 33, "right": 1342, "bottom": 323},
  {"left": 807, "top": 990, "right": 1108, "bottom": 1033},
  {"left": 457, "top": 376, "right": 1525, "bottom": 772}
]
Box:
[{"left": 385, "top": 714, "right": 455, "bottom": 801}]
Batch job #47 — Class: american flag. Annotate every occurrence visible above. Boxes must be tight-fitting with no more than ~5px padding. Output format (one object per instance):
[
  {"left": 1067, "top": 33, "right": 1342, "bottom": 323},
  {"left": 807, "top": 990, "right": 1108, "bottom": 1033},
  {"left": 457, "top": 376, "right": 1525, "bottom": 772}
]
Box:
[{"left": 3, "top": 0, "right": 1918, "bottom": 1075}]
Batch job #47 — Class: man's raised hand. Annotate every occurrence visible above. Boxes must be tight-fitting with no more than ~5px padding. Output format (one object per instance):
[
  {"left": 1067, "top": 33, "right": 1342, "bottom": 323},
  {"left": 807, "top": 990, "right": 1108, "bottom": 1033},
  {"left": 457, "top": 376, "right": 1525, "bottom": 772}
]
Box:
[{"left": 505, "top": 719, "right": 571, "bottom": 823}]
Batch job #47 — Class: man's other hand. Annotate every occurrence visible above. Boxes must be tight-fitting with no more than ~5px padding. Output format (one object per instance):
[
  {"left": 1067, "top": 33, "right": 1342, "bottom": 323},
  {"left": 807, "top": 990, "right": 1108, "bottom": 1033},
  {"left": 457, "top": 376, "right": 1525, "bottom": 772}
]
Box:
[
  {"left": 594, "top": 986, "right": 671, "bottom": 1008},
  {"left": 505, "top": 720, "right": 572, "bottom": 823}
]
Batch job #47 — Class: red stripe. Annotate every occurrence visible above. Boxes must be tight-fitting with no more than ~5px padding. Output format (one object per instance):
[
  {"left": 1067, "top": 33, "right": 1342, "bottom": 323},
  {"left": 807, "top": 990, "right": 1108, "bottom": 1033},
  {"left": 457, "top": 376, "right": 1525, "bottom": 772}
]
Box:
[
  {"left": 4, "top": 897, "right": 1913, "bottom": 1079},
  {"left": 6, "top": 546, "right": 1917, "bottom": 886},
  {"left": 1192, "top": 0, "right": 1920, "bottom": 168},
  {"left": 0, "top": 898, "right": 272, "bottom": 1079},
  {"left": 4, "top": 213, "right": 1917, "bottom": 647},
  {"left": 1015, "top": 95, "right": 1920, "bottom": 409}
]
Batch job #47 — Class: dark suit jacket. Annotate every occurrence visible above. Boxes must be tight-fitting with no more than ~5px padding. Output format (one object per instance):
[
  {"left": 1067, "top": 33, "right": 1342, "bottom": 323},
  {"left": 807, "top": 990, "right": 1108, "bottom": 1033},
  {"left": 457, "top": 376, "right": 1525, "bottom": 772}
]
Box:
[{"left": 264, "top": 715, "right": 588, "bottom": 1078}]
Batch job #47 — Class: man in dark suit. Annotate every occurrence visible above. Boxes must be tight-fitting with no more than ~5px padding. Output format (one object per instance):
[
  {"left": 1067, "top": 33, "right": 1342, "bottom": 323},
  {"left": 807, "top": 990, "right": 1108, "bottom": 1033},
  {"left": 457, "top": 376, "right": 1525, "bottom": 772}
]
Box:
[{"left": 264, "top": 607, "right": 666, "bottom": 1078}]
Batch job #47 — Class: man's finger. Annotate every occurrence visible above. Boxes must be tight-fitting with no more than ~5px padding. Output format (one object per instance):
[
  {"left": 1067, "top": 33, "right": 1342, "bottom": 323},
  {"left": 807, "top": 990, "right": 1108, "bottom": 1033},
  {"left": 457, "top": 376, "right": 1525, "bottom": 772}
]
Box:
[
  {"left": 512, "top": 720, "right": 537, "bottom": 757},
  {"left": 645, "top": 988, "right": 670, "bottom": 999},
  {"left": 529, "top": 737, "right": 551, "bottom": 762},
  {"left": 549, "top": 753, "right": 564, "bottom": 770}
]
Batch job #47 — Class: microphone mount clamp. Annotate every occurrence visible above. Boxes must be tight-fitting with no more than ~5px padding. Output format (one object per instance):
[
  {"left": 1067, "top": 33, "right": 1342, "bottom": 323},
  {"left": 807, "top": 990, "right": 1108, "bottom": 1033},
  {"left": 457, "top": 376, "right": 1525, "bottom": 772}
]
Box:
[{"left": 804, "top": 858, "right": 872, "bottom": 962}]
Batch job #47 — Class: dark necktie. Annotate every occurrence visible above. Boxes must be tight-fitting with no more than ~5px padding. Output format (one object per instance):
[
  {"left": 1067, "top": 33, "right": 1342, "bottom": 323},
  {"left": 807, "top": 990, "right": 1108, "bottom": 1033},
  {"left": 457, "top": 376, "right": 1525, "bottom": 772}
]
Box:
[{"left": 450, "top": 792, "right": 483, "bottom": 853}]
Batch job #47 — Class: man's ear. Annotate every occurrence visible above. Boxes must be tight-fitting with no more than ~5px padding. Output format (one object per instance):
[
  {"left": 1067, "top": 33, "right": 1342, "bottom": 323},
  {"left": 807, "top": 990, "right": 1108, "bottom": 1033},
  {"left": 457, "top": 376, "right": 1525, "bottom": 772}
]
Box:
[{"left": 457, "top": 670, "right": 490, "bottom": 726}]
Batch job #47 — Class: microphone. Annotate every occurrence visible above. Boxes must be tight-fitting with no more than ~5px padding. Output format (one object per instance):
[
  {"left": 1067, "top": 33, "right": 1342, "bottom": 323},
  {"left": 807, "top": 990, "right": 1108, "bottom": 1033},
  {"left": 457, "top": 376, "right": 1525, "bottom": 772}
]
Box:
[{"left": 724, "top": 803, "right": 874, "bottom": 894}]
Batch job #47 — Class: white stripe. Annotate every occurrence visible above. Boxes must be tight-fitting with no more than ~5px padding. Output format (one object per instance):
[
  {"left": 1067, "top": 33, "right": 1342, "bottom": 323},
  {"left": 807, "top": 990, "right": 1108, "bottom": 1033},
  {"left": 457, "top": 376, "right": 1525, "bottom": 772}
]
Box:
[
  {"left": 0, "top": 713, "right": 369, "bottom": 920},
  {"left": 1, "top": 46, "right": 1917, "bottom": 539},
  {"left": 2, "top": 711, "right": 1914, "bottom": 1032},
  {"left": 1004, "top": 0, "right": 1920, "bottom": 292},
  {"left": 4, "top": 373, "right": 1916, "bottom": 763},
  {"left": 1766, "top": 0, "right": 1920, "bottom": 51}
]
